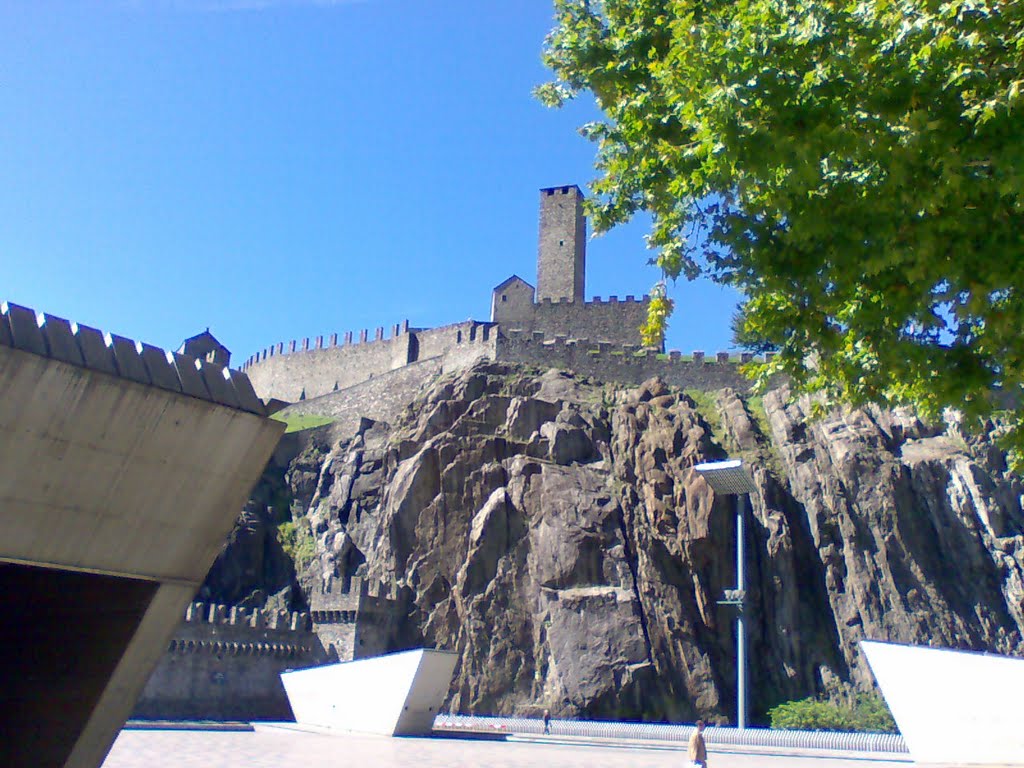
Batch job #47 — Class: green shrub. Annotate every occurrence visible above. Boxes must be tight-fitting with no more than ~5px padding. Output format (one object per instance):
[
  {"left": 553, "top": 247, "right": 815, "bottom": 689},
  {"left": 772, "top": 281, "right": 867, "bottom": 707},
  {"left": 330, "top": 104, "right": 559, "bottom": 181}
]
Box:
[
  {"left": 277, "top": 519, "right": 316, "bottom": 570},
  {"left": 851, "top": 692, "right": 899, "bottom": 733},
  {"left": 768, "top": 692, "right": 897, "bottom": 733}
]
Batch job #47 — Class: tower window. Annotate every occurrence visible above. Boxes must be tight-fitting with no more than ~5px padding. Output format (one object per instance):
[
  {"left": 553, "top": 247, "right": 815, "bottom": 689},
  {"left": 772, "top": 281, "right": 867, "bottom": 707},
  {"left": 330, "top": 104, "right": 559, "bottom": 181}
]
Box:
[
  {"left": 559, "top": 240, "right": 564, "bottom": 246},
  {"left": 502, "top": 295, "right": 507, "bottom": 302}
]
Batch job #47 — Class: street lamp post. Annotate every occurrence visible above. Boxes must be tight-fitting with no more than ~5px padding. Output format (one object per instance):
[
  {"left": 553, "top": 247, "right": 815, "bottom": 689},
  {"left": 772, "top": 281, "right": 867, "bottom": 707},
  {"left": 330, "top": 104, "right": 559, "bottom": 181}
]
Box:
[{"left": 694, "top": 458, "right": 757, "bottom": 730}]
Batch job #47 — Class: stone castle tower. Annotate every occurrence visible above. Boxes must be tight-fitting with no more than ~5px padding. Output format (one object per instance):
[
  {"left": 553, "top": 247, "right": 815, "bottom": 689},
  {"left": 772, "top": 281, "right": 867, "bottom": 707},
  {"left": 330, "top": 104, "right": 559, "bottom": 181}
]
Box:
[
  {"left": 537, "top": 184, "right": 586, "bottom": 302},
  {"left": 243, "top": 183, "right": 664, "bottom": 405},
  {"left": 490, "top": 184, "right": 649, "bottom": 349}
]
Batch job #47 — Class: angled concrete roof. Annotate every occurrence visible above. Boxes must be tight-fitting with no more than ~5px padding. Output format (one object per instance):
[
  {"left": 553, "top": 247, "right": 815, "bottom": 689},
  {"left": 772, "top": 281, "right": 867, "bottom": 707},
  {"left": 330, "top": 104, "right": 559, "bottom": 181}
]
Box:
[
  {"left": 0, "top": 302, "right": 260, "bottom": 415},
  {"left": 0, "top": 300, "right": 284, "bottom": 768}
]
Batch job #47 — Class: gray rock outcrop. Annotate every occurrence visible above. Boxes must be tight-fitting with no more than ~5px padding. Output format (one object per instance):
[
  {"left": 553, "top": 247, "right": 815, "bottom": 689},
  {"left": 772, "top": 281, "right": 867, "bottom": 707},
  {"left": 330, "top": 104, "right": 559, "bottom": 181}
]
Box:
[{"left": 204, "top": 361, "right": 1024, "bottom": 722}]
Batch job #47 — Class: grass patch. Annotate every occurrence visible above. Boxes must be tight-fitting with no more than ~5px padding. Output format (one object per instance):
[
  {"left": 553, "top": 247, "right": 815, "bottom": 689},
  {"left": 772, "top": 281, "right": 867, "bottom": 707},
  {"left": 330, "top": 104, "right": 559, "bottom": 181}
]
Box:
[
  {"left": 746, "top": 395, "right": 771, "bottom": 438},
  {"left": 277, "top": 519, "right": 317, "bottom": 571},
  {"left": 684, "top": 388, "right": 726, "bottom": 447},
  {"left": 272, "top": 413, "right": 336, "bottom": 433}
]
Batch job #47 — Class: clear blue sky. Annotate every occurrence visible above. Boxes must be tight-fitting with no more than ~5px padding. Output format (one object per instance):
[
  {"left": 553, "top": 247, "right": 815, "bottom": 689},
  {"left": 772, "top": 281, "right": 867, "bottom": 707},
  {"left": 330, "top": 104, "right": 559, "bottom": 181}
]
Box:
[{"left": 1, "top": 0, "right": 742, "bottom": 363}]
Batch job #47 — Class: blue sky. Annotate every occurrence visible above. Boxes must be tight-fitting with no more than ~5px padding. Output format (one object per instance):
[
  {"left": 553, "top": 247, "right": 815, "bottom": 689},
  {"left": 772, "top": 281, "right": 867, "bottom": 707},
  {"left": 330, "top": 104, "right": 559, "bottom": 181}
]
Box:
[{"left": 1, "top": 0, "right": 742, "bottom": 363}]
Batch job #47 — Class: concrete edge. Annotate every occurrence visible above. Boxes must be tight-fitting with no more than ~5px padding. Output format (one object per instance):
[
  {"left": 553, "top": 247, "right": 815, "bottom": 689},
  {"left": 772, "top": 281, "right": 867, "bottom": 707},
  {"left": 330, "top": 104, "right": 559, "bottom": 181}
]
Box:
[
  {"left": 0, "top": 300, "right": 265, "bottom": 416},
  {"left": 124, "top": 720, "right": 255, "bottom": 732}
]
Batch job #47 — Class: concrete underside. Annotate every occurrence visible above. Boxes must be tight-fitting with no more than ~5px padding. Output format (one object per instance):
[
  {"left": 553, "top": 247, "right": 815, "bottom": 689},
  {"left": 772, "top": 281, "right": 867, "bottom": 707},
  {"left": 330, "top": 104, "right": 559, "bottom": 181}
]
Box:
[{"left": 0, "top": 340, "right": 283, "bottom": 768}]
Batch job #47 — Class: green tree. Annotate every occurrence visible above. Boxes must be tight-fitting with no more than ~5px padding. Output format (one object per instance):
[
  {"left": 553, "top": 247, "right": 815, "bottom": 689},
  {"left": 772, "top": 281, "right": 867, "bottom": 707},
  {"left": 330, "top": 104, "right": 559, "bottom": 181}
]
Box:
[
  {"left": 732, "top": 302, "right": 781, "bottom": 354},
  {"left": 538, "top": 0, "right": 1024, "bottom": 467}
]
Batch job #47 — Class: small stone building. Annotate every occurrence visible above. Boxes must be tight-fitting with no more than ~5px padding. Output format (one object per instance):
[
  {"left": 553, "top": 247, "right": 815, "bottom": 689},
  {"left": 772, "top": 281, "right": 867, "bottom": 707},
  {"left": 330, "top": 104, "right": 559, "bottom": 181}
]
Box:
[{"left": 178, "top": 329, "right": 231, "bottom": 366}]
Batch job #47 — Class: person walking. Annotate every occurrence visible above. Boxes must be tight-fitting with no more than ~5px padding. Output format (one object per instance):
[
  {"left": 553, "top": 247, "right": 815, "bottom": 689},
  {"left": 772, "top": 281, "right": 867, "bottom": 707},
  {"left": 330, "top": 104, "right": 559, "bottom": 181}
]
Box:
[
  {"left": 688, "top": 719, "right": 707, "bottom": 768},
  {"left": 542, "top": 709, "right": 551, "bottom": 735}
]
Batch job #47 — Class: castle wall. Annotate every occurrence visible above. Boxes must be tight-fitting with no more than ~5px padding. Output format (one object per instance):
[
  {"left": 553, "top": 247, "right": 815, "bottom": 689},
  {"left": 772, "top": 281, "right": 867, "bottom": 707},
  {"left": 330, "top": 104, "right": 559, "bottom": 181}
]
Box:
[
  {"left": 243, "top": 323, "right": 413, "bottom": 402},
  {"left": 279, "top": 357, "right": 445, "bottom": 432},
  {"left": 133, "top": 602, "right": 324, "bottom": 721},
  {"left": 310, "top": 576, "right": 405, "bottom": 662},
  {"left": 244, "top": 321, "right": 496, "bottom": 409},
  {"left": 495, "top": 331, "right": 756, "bottom": 391},
  {"left": 499, "top": 296, "right": 650, "bottom": 348},
  {"left": 414, "top": 321, "right": 497, "bottom": 373}
]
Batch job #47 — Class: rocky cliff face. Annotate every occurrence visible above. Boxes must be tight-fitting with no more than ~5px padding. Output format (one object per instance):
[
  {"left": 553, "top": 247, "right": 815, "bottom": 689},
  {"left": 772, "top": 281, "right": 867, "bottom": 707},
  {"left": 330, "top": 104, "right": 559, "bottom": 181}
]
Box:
[{"left": 206, "top": 361, "right": 1024, "bottom": 722}]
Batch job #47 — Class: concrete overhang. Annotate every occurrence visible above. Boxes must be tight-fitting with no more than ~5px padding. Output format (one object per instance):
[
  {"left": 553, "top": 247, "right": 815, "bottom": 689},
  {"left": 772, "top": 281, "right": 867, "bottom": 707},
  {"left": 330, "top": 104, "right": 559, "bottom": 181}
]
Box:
[{"left": 0, "top": 302, "right": 285, "bottom": 768}]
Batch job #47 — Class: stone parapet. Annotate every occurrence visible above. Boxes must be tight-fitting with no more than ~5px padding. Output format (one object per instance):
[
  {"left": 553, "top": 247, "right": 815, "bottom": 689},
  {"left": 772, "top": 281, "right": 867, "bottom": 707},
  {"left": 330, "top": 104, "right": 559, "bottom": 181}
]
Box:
[
  {"left": 241, "top": 320, "right": 496, "bottom": 404},
  {"left": 240, "top": 319, "right": 412, "bottom": 372},
  {"left": 495, "top": 330, "right": 758, "bottom": 391},
  {"left": 133, "top": 602, "right": 325, "bottom": 722}
]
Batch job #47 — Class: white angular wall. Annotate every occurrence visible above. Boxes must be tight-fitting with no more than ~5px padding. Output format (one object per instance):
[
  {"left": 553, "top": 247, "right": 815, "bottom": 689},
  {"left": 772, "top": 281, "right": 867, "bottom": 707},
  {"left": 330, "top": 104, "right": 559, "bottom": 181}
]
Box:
[
  {"left": 862, "top": 640, "right": 1024, "bottom": 766},
  {"left": 280, "top": 649, "right": 458, "bottom": 736}
]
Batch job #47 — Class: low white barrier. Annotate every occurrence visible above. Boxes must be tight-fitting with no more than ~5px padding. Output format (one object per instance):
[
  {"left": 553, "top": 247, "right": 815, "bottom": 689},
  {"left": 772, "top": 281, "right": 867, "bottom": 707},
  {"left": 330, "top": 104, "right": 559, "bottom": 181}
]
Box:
[{"left": 432, "top": 713, "right": 907, "bottom": 754}]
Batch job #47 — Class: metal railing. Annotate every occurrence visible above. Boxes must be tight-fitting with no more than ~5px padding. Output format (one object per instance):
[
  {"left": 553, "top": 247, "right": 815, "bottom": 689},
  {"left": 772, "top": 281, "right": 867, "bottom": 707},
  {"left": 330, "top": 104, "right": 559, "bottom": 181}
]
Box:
[{"left": 432, "top": 714, "right": 907, "bottom": 754}]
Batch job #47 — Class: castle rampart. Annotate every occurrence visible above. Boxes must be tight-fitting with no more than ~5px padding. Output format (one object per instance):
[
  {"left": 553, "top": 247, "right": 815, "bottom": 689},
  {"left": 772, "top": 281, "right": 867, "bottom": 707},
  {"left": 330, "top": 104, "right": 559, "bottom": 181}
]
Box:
[
  {"left": 414, "top": 321, "right": 497, "bottom": 373},
  {"left": 135, "top": 577, "right": 409, "bottom": 721},
  {"left": 495, "top": 330, "right": 758, "bottom": 392},
  {"left": 279, "top": 357, "right": 446, "bottom": 432},
  {"left": 496, "top": 294, "right": 651, "bottom": 348},
  {"left": 133, "top": 602, "right": 325, "bottom": 722},
  {"left": 242, "top": 320, "right": 496, "bottom": 404},
  {"left": 238, "top": 184, "right": 741, "bottom": 408},
  {"left": 241, "top": 322, "right": 415, "bottom": 403},
  {"left": 310, "top": 576, "right": 407, "bottom": 662}
]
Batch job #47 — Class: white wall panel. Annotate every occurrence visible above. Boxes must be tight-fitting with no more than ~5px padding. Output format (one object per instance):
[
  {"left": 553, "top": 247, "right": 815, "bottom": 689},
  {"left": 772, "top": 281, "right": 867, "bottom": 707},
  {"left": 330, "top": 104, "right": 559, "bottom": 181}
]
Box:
[
  {"left": 280, "top": 649, "right": 457, "bottom": 736},
  {"left": 862, "top": 640, "right": 1024, "bottom": 766}
]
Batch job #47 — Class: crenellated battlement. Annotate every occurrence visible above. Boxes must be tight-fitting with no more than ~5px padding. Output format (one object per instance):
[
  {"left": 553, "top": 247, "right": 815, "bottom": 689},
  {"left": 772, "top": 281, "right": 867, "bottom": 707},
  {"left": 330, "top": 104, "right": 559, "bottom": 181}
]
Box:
[
  {"left": 535, "top": 294, "right": 649, "bottom": 306},
  {"left": 310, "top": 575, "right": 404, "bottom": 613},
  {"left": 182, "top": 601, "right": 312, "bottom": 632},
  {"left": 137, "top": 602, "right": 325, "bottom": 721},
  {"left": 159, "top": 602, "right": 320, "bottom": 664},
  {"left": 240, "top": 319, "right": 412, "bottom": 371},
  {"left": 495, "top": 329, "right": 760, "bottom": 392},
  {"left": 242, "top": 320, "right": 498, "bottom": 404},
  {"left": 498, "top": 329, "right": 772, "bottom": 364},
  {"left": 309, "top": 575, "right": 407, "bottom": 662}
]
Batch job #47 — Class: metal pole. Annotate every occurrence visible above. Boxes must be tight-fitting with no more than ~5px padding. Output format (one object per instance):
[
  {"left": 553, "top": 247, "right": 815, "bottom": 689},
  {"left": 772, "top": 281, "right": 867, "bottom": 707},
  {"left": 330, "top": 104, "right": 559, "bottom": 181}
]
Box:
[{"left": 736, "top": 492, "right": 747, "bottom": 730}]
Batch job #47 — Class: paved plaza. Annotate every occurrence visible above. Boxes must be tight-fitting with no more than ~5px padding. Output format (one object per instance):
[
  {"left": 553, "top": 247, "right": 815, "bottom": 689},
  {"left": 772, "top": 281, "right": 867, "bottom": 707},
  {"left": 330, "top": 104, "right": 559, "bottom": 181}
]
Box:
[{"left": 101, "top": 725, "right": 912, "bottom": 768}]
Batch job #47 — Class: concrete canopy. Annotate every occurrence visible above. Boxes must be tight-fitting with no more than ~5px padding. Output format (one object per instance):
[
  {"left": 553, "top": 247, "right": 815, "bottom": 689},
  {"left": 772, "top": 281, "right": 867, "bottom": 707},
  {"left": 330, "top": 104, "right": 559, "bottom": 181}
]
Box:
[{"left": 0, "top": 303, "right": 284, "bottom": 768}]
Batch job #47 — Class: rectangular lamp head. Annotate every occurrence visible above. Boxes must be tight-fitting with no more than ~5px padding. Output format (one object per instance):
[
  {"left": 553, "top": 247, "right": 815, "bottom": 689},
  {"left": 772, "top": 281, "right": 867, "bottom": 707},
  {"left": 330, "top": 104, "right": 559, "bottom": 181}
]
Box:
[{"left": 694, "top": 458, "right": 757, "bottom": 494}]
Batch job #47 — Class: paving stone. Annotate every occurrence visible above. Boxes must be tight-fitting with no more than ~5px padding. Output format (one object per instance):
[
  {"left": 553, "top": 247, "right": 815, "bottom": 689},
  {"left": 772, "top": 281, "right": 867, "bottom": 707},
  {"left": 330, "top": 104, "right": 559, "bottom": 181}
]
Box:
[{"left": 100, "top": 728, "right": 912, "bottom": 768}]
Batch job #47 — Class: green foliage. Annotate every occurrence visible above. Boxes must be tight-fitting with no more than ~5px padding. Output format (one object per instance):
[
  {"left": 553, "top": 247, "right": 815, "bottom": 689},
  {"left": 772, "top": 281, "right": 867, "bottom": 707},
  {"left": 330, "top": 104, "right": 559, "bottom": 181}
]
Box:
[
  {"left": 684, "top": 388, "right": 726, "bottom": 446},
  {"left": 540, "top": 0, "right": 1024, "bottom": 470},
  {"left": 769, "top": 693, "right": 898, "bottom": 733},
  {"left": 276, "top": 519, "right": 316, "bottom": 571},
  {"left": 732, "top": 303, "right": 780, "bottom": 355},
  {"left": 271, "top": 413, "right": 336, "bottom": 434},
  {"left": 641, "top": 281, "right": 675, "bottom": 347}
]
